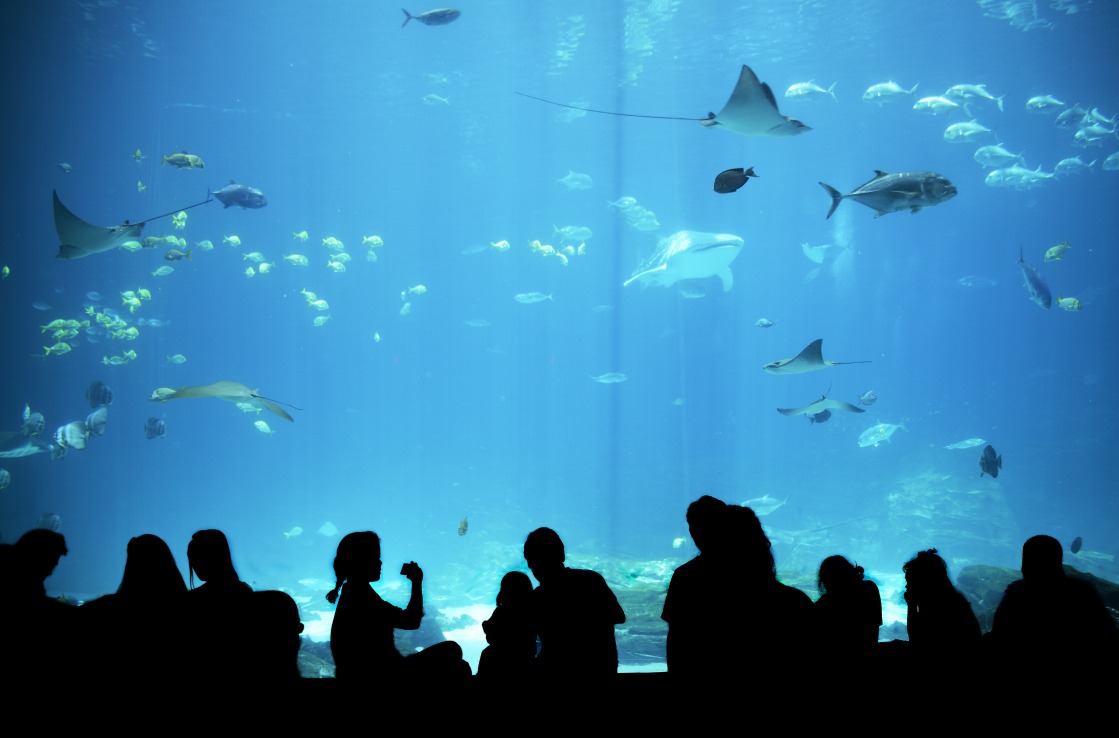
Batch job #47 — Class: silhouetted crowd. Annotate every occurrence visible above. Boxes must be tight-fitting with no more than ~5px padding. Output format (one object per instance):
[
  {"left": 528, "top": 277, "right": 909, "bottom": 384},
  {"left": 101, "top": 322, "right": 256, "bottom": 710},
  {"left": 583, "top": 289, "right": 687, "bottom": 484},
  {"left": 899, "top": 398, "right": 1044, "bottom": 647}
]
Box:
[{"left": 2, "top": 494, "right": 1116, "bottom": 711}]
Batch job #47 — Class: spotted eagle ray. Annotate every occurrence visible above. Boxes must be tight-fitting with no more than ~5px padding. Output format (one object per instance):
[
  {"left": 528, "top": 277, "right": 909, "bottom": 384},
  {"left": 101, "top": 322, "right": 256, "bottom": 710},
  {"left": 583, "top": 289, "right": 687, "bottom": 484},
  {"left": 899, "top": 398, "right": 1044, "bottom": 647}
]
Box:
[
  {"left": 516, "top": 64, "right": 810, "bottom": 138},
  {"left": 623, "top": 230, "right": 744, "bottom": 291},
  {"left": 53, "top": 190, "right": 212, "bottom": 260},
  {"left": 763, "top": 339, "right": 871, "bottom": 375},
  {"left": 777, "top": 396, "right": 865, "bottom": 417},
  {"left": 152, "top": 381, "right": 299, "bottom": 421}
]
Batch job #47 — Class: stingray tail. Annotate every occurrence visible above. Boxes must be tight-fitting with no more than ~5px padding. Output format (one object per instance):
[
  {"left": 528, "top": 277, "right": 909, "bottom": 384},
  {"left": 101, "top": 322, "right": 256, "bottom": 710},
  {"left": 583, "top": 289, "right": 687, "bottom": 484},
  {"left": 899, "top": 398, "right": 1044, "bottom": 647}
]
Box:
[{"left": 819, "top": 182, "right": 844, "bottom": 220}]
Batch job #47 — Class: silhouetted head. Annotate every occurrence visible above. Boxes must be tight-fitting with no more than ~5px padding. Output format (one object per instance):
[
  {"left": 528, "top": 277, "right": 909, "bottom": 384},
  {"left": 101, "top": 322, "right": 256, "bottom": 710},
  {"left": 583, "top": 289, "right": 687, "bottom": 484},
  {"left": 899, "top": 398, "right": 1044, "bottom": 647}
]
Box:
[
  {"left": 1021, "top": 534, "right": 1064, "bottom": 580},
  {"left": 187, "top": 529, "right": 239, "bottom": 588},
  {"left": 817, "top": 554, "right": 864, "bottom": 595},
  {"left": 496, "top": 570, "right": 533, "bottom": 607},
  {"left": 902, "top": 548, "right": 953, "bottom": 604},
  {"left": 119, "top": 534, "right": 186, "bottom": 598},
  {"left": 686, "top": 495, "right": 727, "bottom": 554},
  {"left": 15, "top": 529, "right": 68, "bottom": 588},
  {"left": 326, "top": 531, "right": 381, "bottom": 604},
  {"left": 524, "top": 527, "right": 565, "bottom": 583},
  {"left": 726, "top": 504, "right": 776, "bottom": 580}
]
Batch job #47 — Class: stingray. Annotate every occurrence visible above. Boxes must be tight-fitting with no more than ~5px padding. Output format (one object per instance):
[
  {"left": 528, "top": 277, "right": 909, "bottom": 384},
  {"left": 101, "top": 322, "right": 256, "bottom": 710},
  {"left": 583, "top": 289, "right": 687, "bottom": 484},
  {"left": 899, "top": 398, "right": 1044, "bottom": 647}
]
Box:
[
  {"left": 153, "top": 381, "right": 299, "bottom": 421},
  {"left": 53, "top": 190, "right": 212, "bottom": 260},
  {"left": 763, "top": 339, "right": 871, "bottom": 375},
  {"left": 777, "top": 395, "right": 865, "bottom": 418},
  {"left": 516, "top": 64, "right": 810, "bottom": 138}
]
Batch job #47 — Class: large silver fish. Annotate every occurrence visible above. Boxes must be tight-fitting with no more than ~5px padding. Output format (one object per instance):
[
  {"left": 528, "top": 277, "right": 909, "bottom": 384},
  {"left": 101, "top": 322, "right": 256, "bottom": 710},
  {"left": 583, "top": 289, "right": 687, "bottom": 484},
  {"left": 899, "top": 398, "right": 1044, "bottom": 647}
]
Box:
[
  {"left": 1017, "top": 246, "right": 1051, "bottom": 309},
  {"left": 819, "top": 171, "right": 957, "bottom": 219}
]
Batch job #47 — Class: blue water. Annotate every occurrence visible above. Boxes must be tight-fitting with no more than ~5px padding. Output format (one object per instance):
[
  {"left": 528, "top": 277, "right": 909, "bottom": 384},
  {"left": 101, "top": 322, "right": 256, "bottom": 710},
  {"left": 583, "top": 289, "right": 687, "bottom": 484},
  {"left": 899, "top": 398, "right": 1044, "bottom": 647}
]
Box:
[{"left": 2, "top": 1, "right": 1117, "bottom": 657}]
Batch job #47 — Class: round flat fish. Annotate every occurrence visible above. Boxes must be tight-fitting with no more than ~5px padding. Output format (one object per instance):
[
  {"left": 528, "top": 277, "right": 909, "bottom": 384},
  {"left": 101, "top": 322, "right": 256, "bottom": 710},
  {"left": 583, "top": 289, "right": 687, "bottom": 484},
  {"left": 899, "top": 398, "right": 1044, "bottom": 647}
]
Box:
[
  {"left": 87, "top": 380, "right": 114, "bottom": 408},
  {"left": 85, "top": 407, "right": 108, "bottom": 436},
  {"left": 713, "top": 167, "right": 758, "bottom": 194},
  {"left": 145, "top": 417, "right": 166, "bottom": 440}
]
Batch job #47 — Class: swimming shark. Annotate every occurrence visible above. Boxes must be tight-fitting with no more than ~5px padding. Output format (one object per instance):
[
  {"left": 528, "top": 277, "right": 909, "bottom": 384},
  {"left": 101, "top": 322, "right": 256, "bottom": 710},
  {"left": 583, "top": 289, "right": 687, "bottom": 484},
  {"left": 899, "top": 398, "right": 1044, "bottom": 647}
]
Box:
[
  {"left": 623, "top": 230, "right": 744, "bottom": 291},
  {"left": 0, "top": 431, "right": 62, "bottom": 459}
]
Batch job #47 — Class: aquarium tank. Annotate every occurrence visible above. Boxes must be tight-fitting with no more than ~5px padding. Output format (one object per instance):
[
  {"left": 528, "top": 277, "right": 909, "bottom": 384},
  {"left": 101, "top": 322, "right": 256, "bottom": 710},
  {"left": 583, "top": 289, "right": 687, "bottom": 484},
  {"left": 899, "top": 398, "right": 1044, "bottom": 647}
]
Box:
[{"left": 1, "top": 0, "right": 1116, "bottom": 675}]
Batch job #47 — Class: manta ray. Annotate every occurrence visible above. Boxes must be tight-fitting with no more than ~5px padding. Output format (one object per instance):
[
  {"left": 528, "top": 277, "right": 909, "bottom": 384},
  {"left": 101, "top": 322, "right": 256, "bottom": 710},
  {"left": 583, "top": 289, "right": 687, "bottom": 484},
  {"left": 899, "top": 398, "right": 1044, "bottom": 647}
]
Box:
[
  {"left": 777, "top": 396, "right": 865, "bottom": 418},
  {"left": 763, "top": 339, "right": 871, "bottom": 375},
  {"left": 153, "top": 381, "right": 298, "bottom": 421},
  {"left": 53, "top": 190, "right": 213, "bottom": 260},
  {"left": 623, "top": 230, "right": 744, "bottom": 291},
  {"left": 516, "top": 64, "right": 810, "bottom": 138}
]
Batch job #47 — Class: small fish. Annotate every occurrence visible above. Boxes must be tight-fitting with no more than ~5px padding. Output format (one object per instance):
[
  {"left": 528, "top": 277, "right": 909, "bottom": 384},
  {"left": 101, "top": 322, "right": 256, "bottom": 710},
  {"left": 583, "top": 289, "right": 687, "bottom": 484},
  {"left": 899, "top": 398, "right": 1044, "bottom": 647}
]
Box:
[
  {"left": 1018, "top": 246, "right": 1051, "bottom": 309},
  {"left": 784, "top": 81, "right": 837, "bottom": 102},
  {"left": 862, "top": 81, "right": 918, "bottom": 106},
  {"left": 166, "top": 354, "right": 187, "bottom": 365},
  {"left": 132, "top": 149, "right": 145, "bottom": 164},
  {"left": 1056, "top": 295, "right": 1082, "bottom": 312},
  {"left": 557, "top": 170, "right": 593, "bottom": 190},
  {"left": 755, "top": 318, "right": 776, "bottom": 328},
  {"left": 210, "top": 181, "right": 267, "bottom": 209},
  {"left": 1025, "top": 95, "right": 1065, "bottom": 114},
  {"left": 857, "top": 390, "right": 877, "bottom": 406},
  {"left": 490, "top": 240, "right": 511, "bottom": 251},
  {"left": 164, "top": 249, "right": 192, "bottom": 262},
  {"left": 858, "top": 422, "right": 906, "bottom": 448},
  {"left": 152, "top": 266, "right": 174, "bottom": 277},
  {"left": 458, "top": 516, "right": 468, "bottom": 536},
  {"left": 672, "top": 536, "right": 686, "bottom": 549},
  {"left": 590, "top": 373, "right": 627, "bottom": 384},
  {"left": 144, "top": 417, "right": 166, "bottom": 440},
  {"left": 945, "top": 438, "right": 985, "bottom": 450},
  {"left": 318, "top": 521, "right": 339, "bottom": 537},
  {"left": 514, "top": 292, "right": 553, "bottom": 304},
  {"left": 58, "top": 162, "right": 73, "bottom": 173},
  {"left": 422, "top": 94, "right": 450, "bottom": 106},
  {"left": 293, "top": 231, "right": 309, "bottom": 241},
  {"left": 808, "top": 409, "right": 832, "bottom": 424},
  {"left": 741, "top": 494, "right": 788, "bottom": 516},
  {"left": 284, "top": 526, "right": 304, "bottom": 539},
  {"left": 1044, "top": 241, "right": 1071, "bottom": 262},
  {"left": 1070, "top": 536, "right": 1083, "bottom": 555},
  {"left": 713, "top": 167, "right": 758, "bottom": 194},
  {"left": 254, "top": 420, "right": 275, "bottom": 436},
  {"left": 979, "top": 444, "right": 1002, "bottom": 478},
  {"left": 137, "top": 181, "right": 146, "bottom": 193}
]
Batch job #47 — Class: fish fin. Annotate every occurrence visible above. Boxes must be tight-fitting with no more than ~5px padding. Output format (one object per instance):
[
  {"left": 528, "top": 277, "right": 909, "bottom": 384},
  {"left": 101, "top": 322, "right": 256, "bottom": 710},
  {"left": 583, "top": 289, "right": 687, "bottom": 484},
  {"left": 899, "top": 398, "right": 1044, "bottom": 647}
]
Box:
[{"left": 818, "top": 182, "right": 843, "bottom": 219}]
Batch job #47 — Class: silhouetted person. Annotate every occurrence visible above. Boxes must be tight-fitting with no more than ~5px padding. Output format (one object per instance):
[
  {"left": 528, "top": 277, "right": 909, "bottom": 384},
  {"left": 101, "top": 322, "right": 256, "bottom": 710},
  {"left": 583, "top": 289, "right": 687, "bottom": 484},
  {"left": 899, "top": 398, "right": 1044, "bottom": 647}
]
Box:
[
  {"left": 661, "top": 494, "right": 728, "bottom": 679},
  {"left": 246, "top": 589, "right": 306, "bottom": 686},
  {"left": 184, "top": 529, "right": 253, "bottom": 684},
  {"left": 988, "top": 534, "right": 1118, "bottom": 681},
  {"left": 900, "top": 548, "right": 981, "bottom": 677},
  {"left": 813, "top": 554, "right": 882, "bottom": 672},
  {"left": 9, "top": 529, "right": 76, "bottom": 690},
  {"left": 477, "top": 570, "right": 537, "bottom": 681},
  {"left": 523, "top": 527, "right": 626, "bottom": 681},
  {"left": 722, "top": 504, "right": 814, "bottom": 685},
  {"left": 326, "top": 531, "right": 469, "bottom": 684},
  {"left": 78, "top": 533, "right": 189, "bottom": 687}
]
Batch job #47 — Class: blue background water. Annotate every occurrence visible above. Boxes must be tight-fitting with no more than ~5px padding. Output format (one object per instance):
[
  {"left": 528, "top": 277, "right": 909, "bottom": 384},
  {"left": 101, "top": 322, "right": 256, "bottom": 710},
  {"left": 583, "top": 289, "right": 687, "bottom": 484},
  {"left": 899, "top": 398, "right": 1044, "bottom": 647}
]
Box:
[{"left": 2, "top": 1, "right": 1116, "bottom": 655}]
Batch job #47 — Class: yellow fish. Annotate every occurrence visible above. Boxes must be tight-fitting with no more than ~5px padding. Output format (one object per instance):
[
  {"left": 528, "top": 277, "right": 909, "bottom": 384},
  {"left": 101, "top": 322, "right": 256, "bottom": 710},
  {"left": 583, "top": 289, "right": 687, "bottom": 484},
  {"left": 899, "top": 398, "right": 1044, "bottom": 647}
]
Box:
[
  {"left": 1057, "top": 295, "right": 1082, "bottom": 311},
  {"left": 293, "top": 230, "right": 309, "bottom": 242},
  {"left": 152, "top": 266, "right": 174, "bottom": 277},
  {"left": 490, "top": 240, "right": 510, "bottom": 251},
  {"left": 137, "top": 180, "right": 146, "bottom": 193},
  {"left": 322, "top": 237, "right": 344, "bottom": 249},
  {"left": 362, "top": 235, "right": 384, "bottom": 247},
  {"left": 166, "top": 354, "right": 187, "bottom": 364},
  {"left": 132, "top": 148, "right": 145, "bottom": 163},
  {"left": 223, "top": 235, "right": 242, "bottom": 247},
  {"left": 1044, "top": 241, "right": 1071, "bottom": 262},
  {"left": 254, "top": 420, "right": 275, "bottom": 435},
  {"left": 284, "top": 254, "right": 309, "bottom": 266},
  {"left": 245, "top": 267, "right": 256, "bottom": 278}
]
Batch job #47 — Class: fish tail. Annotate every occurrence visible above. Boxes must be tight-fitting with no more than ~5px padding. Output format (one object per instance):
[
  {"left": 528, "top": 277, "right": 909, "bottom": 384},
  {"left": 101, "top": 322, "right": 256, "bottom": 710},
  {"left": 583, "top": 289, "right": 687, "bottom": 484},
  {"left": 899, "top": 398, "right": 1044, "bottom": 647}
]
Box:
[
  {"left": 401, "top": 8, "right": 411, "bottom": 27},
  {"left": 186, "top": 250, "right": 192, "bottom": 262},
  {"left": 996, "top": 95, "right": 1005, "bottom": 112},
  {"left": 819, "top": 182, "right": 843, "bottom": 220},
  {"left": 827, "top": 82, "right": 837, "bottom": 102}
]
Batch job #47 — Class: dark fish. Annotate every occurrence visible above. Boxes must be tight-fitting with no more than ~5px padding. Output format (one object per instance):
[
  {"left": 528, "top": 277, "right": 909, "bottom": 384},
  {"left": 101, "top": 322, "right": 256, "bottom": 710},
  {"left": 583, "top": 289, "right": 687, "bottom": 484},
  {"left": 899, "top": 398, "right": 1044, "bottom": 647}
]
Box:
[
  {"left": 819, "top": 170, "right": 957, "bottom": 219},
  {"left": 85, "top": 407, "right": 108, "bottom": 436},
  {"left": 808, "top": 409, "right": 832, "bottom": 424},
  {"left": 979, "top": 444, "right": 1002, "bottom": 478},
  {"left": 164, "top": 249, "right": 192, "bottom": 262},
  {"left": 209, "top": 181, "right": 267, "bottom": 210},
  {"left": 1070, "top": 536, "right": 1083, "bottom": 554},
  {"left": 713, "top": 167, "right": 758, "bottom": 194},
  {"left": 21, "top": 411, "right": 45, "bottom": 436},
  {"left": 1017, "top": 245, "right": 1051, "bottom": 309},
  {"left": 401, "top": 8, "right": 461, "bottom": 27},
  {"left": 86, "top": 380, "right": 113, "bottom": 408},
  {"left": 458, "top": 516, "right": 468, "bottom": 536},
  {"left": 145, "top": 417, "right": 166, "bottom": 440}
]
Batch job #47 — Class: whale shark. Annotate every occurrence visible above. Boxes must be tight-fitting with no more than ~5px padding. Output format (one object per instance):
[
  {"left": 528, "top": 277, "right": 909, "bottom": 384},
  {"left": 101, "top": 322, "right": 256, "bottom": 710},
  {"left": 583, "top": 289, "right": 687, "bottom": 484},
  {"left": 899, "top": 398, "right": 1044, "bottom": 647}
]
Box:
[{"left": 623, "top": 230, "right": 744, "bottom": 291}]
